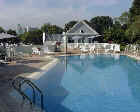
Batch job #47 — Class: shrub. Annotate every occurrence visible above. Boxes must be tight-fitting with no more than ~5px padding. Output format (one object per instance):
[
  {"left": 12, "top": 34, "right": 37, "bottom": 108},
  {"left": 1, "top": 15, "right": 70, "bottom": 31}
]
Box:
[{"left": 120, "top": 44, "right": 126, "bottom": 51}]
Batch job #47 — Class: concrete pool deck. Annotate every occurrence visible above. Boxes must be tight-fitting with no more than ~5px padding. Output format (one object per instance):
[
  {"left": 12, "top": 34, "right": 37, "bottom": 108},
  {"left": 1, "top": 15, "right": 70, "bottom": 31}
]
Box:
[
  {"left": 22, "top": 57, "right": 59, "bottom": 80},
  {"left": 126, "top": 54, "right": 140, "bottom": 61},
  {"left": 0, "top": 55, "right": 59, "bottom": 112}
]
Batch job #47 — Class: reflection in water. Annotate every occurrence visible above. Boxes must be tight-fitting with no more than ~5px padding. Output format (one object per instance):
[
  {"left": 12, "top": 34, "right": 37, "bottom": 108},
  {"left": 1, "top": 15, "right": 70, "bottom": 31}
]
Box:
[
  {"left": 64, "top": 56, "right": 67, "bottom": 72},
  {"left": 113, "top": 54, "right": 120, "bottom": 60},
  {"left": 61, "top": 55, "right": 140, "bottom": 112},
  {"left": 120, "top": 57, "right": 140, "bottom": 104},
  {"left": 64, "top": 54, "right": 120, "bottom": 74}
]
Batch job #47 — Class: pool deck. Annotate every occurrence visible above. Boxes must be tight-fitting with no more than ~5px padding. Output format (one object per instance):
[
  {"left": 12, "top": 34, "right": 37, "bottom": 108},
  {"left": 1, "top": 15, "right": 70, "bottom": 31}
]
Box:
[
  {"left": 126, "top": 54, "right": 140, "bottom": 61},
  {"left": 0, "top": 55, "right": 58, "bottom": 112}
]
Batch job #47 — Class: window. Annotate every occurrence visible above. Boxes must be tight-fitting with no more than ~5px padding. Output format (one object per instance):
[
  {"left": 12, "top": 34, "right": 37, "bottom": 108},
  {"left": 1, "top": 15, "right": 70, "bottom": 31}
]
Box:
[{"left": 80, "top": 30, "right": 84, "bottom": 33}]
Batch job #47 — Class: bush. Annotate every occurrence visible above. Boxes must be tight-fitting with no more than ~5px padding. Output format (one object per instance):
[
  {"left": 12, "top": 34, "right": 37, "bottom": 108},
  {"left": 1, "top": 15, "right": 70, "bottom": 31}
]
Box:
[{"left": 120, "top": 44, "right": 126, "bottom": 51}]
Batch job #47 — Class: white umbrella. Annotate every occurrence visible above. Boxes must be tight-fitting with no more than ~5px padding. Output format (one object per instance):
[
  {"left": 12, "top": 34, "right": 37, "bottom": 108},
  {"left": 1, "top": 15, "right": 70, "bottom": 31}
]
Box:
[
  {"left": 42, "top": 32, "right": 46, "bottom": 44},
  {"left": 0, "top": 33, "right": 16, "bottom": 40},
  {"left": 72, "top": 36, "right": 83, "bottom": 40}
]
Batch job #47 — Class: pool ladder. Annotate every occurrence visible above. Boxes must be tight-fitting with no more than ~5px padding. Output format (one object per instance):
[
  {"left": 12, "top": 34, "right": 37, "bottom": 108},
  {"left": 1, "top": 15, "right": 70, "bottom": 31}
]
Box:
[{"left": 12, "top": 76, "right": 44, "bottom": 110}]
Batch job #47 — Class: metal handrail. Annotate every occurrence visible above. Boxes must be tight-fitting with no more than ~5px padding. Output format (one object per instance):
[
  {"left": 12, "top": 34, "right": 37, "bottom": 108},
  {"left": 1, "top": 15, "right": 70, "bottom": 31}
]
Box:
[
  {"left": 19, "top": 80, "right": 36, "bottom": 104},
  {"left": 20, "top": 79, "right": 44, "bottom": 109},
  {"left": 12, "top": 80, "right": 33, "bottom": 106},
  {"left": 12, "top": 76, "right": 44, "bottom": 110}
]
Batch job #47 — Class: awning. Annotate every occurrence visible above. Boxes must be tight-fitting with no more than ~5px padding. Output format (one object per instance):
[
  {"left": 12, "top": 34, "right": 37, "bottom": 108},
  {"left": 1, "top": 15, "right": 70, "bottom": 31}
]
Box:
[
  {"left": 72, "top": 36, "right": 83, "bottom": 40},
  {"left": 88, "top": 35, "right": 102, "bottom": 39},
  {"left": 88, "top": 36, "right": 96, "bottom": 39}
]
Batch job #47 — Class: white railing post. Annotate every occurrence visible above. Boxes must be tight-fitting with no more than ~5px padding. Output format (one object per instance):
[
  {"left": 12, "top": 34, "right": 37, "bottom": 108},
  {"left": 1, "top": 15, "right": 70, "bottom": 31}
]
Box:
[{"left": 63, "top": 32, "right": 67, "bottom": 54}]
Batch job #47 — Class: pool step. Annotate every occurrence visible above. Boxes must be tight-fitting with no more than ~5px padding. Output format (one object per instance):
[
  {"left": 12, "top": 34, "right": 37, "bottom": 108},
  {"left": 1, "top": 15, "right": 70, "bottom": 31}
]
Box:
[{"left": 12, "top": 76, "right": 44, "bottom": 111}]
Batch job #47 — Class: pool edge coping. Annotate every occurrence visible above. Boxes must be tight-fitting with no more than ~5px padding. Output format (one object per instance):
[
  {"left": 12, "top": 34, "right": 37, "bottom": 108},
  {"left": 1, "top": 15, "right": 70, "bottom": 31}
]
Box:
[{"left": 22, "top": 57, "right": 60, "bottom": 80}]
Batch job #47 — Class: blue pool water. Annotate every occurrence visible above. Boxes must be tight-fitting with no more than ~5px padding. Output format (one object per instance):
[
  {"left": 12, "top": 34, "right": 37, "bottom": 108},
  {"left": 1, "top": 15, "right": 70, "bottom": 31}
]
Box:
[{"left": 25, "top": 55, "right": 140, "bottom": 112}]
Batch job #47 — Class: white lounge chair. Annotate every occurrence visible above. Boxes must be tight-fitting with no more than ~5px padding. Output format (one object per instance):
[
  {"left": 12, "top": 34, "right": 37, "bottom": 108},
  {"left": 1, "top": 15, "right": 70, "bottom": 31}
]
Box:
[
  {"left": 89, "top": 46, "right": 95, "bottom": 54},
  {"left": 80, "top": 46, "right": 89, "bottom": 52},
  {"left": 32, "top": 47, "right": 41, "bottom": 55},
  {"left": 0, "top": 60, "right": 9, "bottom": 65}
]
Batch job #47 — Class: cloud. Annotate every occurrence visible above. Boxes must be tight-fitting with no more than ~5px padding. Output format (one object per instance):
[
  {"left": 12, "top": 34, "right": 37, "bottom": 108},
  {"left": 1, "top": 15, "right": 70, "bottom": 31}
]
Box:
[
  {"left": 0, "top": 0, "right": 126, "bottom": 29},
  {"left": 88, "top": 0, "right": 120, "bottom": 6}
]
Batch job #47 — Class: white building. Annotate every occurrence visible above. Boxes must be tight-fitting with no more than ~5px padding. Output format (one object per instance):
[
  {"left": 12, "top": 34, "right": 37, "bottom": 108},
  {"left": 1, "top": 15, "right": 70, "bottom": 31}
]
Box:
[{"left": 43, "top": 21, "right": 120, "bottom": 53}]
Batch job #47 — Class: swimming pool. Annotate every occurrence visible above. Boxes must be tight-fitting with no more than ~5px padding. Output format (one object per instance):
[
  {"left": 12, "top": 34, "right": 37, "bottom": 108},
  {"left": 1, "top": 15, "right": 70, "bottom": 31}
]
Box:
[{"left": 25, "top": 54, "right": 140, "bottom": 112}]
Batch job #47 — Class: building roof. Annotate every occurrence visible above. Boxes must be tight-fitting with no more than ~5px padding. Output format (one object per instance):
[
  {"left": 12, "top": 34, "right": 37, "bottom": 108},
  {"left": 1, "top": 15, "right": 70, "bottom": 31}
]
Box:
[
  {"left": 66, "top": 20, "right": 99, "bottom": 36},
  {"left": 44, "top": 21, "right": 101, "bottom": 42}
]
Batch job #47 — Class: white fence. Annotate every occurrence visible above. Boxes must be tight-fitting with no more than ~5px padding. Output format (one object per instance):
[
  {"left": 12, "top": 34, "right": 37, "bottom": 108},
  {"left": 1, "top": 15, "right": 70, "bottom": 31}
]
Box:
[
  {"left": 61, "top": 43, "right": 120, "bottom": 52},
  {"left": 124, "top": 44, "right": 140, "bottom": 56}
]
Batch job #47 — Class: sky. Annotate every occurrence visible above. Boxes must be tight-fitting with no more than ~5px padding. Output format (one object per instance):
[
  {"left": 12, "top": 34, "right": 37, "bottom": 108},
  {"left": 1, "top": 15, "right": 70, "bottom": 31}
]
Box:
[{"left": 0, "top": 0, "right": 133, "bottom": 30}]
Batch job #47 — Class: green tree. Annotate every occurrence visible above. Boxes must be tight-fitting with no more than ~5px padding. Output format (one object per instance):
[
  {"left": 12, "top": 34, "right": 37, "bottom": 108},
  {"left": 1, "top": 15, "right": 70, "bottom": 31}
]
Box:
[
  {"left": 7, "top": 29, "right": 17, "bottom": 36},
  {"left": 104, "top": 27, "right": 127, "bottom": 44},
  {"left": 113, "top": 21, "right": 122, "bottom": 29},
  {"left": 123, "top": 0, "right": 140, "bottom": 44},
  {"left": 125, "top": 17, "right": 140, "bottom": 44},
  {"left": 64, "top": 20, "right": 77, "bottom": 32},
  {"left": 41, "top": 23, "right": 63, "bottom": 34},
  {"left": 90, "top": 16, "right": 113, "bottom": 34},
  {"left": 119, "top": 11, "right": 130, "bottom": 25},
  {"left": 0, "top": 26, "right": 5, "bottom": 33},
  {"left": 50, "top": 25, "right": 63, "bottom": 34},
  {"left": 130, "top": 0, "right": 140, "bottom": 22},
  {"left": 19, "top": 33, "right": 28, "bottom": 42},
  {"left": 103, "top": 28, "right": 113, "bottom": 42},
  {"left": 103, "top": 20, "right": 128, "bottom": 44},
  {"left": 20, "top": 29, "right": 43, "bottom": 45},
  {"left": 41, "top": 23, "right": 51, "bottom": 33}
]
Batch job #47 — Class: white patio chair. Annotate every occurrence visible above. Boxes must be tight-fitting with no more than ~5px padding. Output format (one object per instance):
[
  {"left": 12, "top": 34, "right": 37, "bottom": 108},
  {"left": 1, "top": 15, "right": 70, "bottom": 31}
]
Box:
[
  {"left": 32, "top": 47, "right": 40, "bottom": 55},
  {"left": 89, "top": 46, "right": 95, "bottom": 54},
  {"left": 80, "top": 46, "right": 89, "bottom": 52}
]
